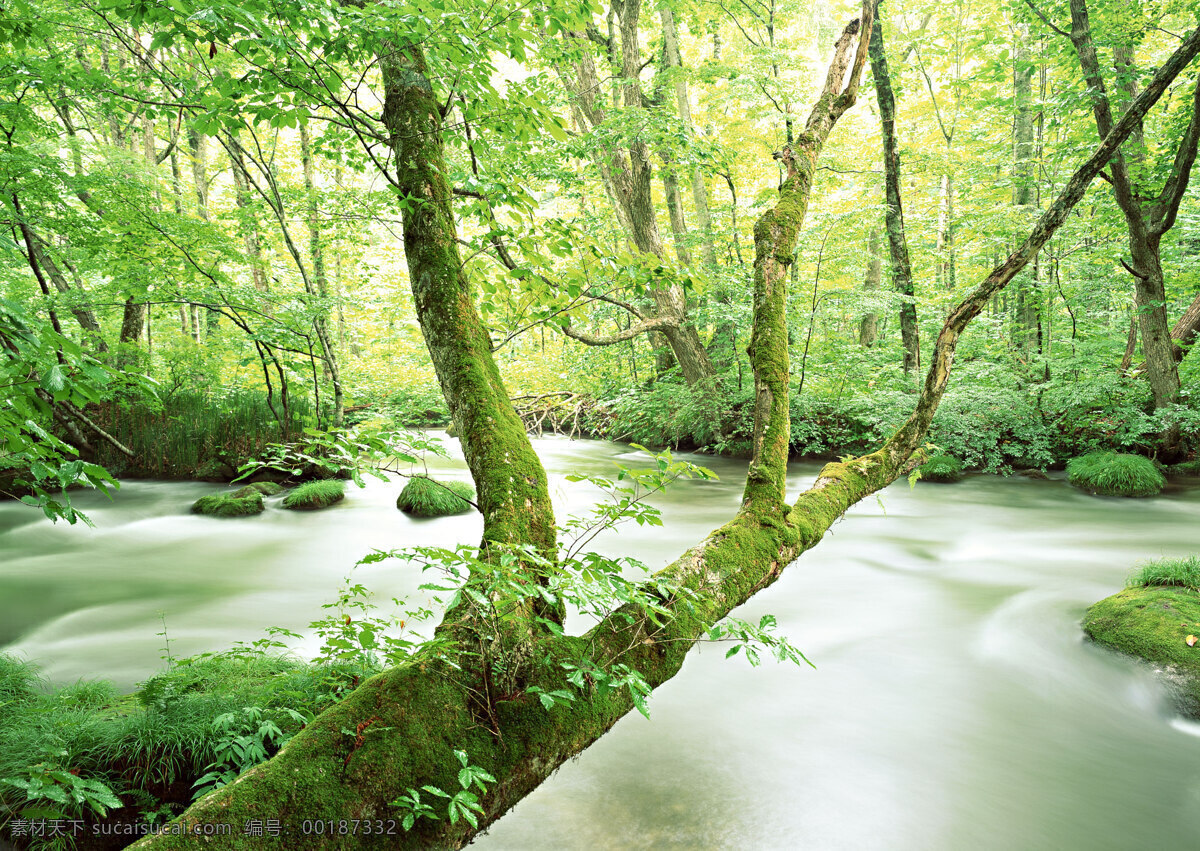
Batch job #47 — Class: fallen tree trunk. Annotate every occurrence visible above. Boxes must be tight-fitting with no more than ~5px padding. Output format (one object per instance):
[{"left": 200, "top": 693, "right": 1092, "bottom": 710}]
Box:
[{"left": 134, "top": 9, "right": 1200, "bottom": 850}]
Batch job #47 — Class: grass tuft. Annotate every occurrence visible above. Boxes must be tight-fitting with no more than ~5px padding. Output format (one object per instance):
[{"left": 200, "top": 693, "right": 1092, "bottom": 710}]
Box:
[
  {"left": 1066, "top": 451, "right": 1165, "bottom": 497},
  {"left": 1128, "top": 556, "right": 1200, "bottom": 592},
  {"left": 281, "top": 480, "right": 345, "bottom": 510},
  {"left": 396, "top": 475, "right": 475, "bottom": 517},
  {"left": 191, "top": 492, "right": 265, "bottom": 517},
  {"left": 918, "top": 454, "right": 964, "bottom": 483}
]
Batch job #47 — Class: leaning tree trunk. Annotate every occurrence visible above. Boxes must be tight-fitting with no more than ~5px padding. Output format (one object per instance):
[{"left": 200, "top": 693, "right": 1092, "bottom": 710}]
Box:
[{"left": 132, "top": 10, "right": 1200, "bottom": 851}]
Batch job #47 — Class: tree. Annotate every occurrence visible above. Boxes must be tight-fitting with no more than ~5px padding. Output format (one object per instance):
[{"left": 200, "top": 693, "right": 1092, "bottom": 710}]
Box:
[
  {"left": 132, "top": 5, "right": 1200, "bottom": 848},
  {"left": 1028, "top": 0, "right": 1199, "bottom": 422}
]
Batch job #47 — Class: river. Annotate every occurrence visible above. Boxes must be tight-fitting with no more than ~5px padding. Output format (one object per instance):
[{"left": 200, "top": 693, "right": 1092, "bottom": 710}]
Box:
[{"left": 2, "top": 436, "right": 1199, "bottom": 849}]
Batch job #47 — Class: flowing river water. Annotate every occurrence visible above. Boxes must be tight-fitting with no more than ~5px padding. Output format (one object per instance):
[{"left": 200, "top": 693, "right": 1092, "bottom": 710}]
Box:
[{"left": 2, "top": 436, "right": 1200, "bottom": 849}]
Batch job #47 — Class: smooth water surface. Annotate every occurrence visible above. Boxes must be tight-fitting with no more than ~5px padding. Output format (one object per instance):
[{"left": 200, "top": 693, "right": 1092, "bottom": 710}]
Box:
[{"left": 2, "top": 437, "right": 1199, "bottom": 850}]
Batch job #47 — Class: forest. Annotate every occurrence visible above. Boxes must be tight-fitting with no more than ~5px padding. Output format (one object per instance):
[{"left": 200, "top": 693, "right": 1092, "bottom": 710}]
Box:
[{"left": 1, "top": 0, "right": 1200, "bottom": 847}]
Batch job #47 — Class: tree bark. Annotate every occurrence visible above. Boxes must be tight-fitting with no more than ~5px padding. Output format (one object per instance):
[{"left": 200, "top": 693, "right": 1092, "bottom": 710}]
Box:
[
  {"left": 859, "top": 227, "right": 881, "bottom": 347},
  {"left": 555, "top": 0, "right": 717, "bottom": 387},
  {"left": 133, "top": 10, "right": 1200, "bottom": 851},
  {"left": 868, "top": 6, "right": 919, "bottom": 373},
  {"left": 1066, "top": 0, "right": 1186, "bottom": 412}
]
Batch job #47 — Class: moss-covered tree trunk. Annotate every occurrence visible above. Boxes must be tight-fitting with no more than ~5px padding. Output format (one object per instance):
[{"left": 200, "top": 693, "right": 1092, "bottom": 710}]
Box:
[
  {"left": 132, "top": 12, "right": 1200, "bottom": 851},
  {"left": 868, "top": 7, "right": 920, "bottom": 374}
]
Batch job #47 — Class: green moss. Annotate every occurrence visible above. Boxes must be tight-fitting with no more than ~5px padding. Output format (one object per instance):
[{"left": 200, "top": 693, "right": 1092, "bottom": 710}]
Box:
[
  {"left": 1066, "top": 451, "right": 1165, "bottom": 497},
  {"left": 281, "top": 480, "right": 345, "bottom": 510},
  {"left": 396, "top": 475, "right": 475, "bottom": 517},
  {"left": 240, "top": 481, "right": 284, "bottom": 496},
  {"left": 918, "top": 454, "right": 964, "bottom": 483},
  {"left": 1084, "top": 585, "right": 1200, "bottom": 715},
  {"left": 192, "top": 492, "right": 265, "bottom": 517},
  {"left": 1129, "top": 556, "right": 1200, "bottom": 591}
]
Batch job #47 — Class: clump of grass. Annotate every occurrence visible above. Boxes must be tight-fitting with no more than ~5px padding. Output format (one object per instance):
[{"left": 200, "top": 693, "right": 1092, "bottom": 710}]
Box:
[
  {"left": 1066, "top": 451, "right": 1166, "bottom": 497},
  {"left": 191, "top": 492, "right": 265, "bottom": 517},
  {"left": 918, "top": 454, "right": 964, "bottom": 483},
  {"left": 1128, "top": 556, "right": 1200, "bottom": 592},
  {"left": 396, "top": 475, "right": 475, "bottom": 517},
  {"left": 0, "top": 654, "right": 37, "bottom": 706},
  {"left": 282, "top": 480, "right": 345, "bottom": 510}
]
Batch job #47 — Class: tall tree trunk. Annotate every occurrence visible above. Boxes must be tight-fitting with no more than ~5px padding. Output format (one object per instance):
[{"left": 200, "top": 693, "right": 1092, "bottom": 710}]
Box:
[
  {"left": 660, "top": 6, "right": 716, "bottom": 267},
  {"left": 1067, "top": 0, "right": 1182, "bottom": 413},
  {"left": 868, "top": 5, "right": 919, "bottom": 373},
  {"left": 187, "top": 128, "right": 219, "bottom": 338},
  {"left": 299, "top": 124, "right": 344, "bottom": 424},
  {"left": 859, "top": 227, "right": 882, "bottom": 347},
  {"left": 1012, "top": 22, "right": 1039, "bottom": 351},
  {"left": 555, "top": 1, "right": 717, "bottom": 388},
  {"left": 229, "top": 132, "right": 269, "bottom": 293}
]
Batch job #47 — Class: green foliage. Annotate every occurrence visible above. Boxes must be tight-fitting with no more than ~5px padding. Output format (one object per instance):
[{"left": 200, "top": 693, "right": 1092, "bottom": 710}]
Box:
[
  {"left": 1, "top": 748, "right": 123, "bottom": 820},
  {"left": 281, "top": 479, "right": 345, "bottom": 510},
  {"left": 390, "top": 750, "right": 496, "bottom": 831},
  {"left": 93, "top": 390, "right": 310, "bottom": 480},
  {"left": 191, "top": 707, "right": 306, "bottom": 799},
  {"left": 1066, "top": 451, "right": 1166, "bottom": 497},
  {"left": 191, "top": 491, "right": 265, "bottom": 517},
  {"left": 0, "top": 652, "right": 367, "bottom": 845},
  {"left": 0, "top": 299, "right": 122, "bottom": 524},
  {"left": 918, "top": 454, "right": 965, "bottom": 483},
  {"left": 1169, "top": 459, "right": 1200, "bottom": 476},
  {"left": 396, "top": 476, "right": 475, "bottom": 517},
  {"left": 237, "top": 427, "right": 440, "bottom": 487},
  {"left": 1128, "top": 556, "right": 1200, "bottom": 592},
  {"left": 0, "top": 656, "right": 37, "bottom": 708},
  {"left": 596, "top": 382, "right": 748, "bottom": 452},
  {"left": 303, "top": 578, "right": 432, "bottom": 668}
]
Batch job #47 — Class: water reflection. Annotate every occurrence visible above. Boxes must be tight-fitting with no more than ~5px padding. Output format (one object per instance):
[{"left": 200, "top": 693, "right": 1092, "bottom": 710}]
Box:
[{"left": 2, "top": 438, "right": 1199, "bottom": 848}]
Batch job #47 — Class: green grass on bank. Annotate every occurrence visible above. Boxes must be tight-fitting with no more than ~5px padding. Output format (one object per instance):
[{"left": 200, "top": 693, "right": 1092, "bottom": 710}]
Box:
[{"left": 1129, "top": 556, "right": 1200, "bottom": 592}]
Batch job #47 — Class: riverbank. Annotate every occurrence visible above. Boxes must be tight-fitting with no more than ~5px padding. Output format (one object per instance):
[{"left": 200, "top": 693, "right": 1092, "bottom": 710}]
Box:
[{"left": 4, "top": 439, "right": 1200, "bottom": 848}]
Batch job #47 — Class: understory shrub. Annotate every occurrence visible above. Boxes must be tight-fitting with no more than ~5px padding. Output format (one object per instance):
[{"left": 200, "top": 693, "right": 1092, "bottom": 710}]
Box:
[
  {"left": 592, "top": 381, "right": 750, "bottom": 452},
  {"left": 0, "top": 653, "right": 369, "bottom": 847},
  {"left": 397, "top": 476, "right": 475, "bottom": 517},
  {"left": 92, "top": 390, "right": 312, "bottom": 480},
  {"left": 1066, "top": 451, "right": 1166, "bottom": 497},
  {"left": 1128, "top": 556, "right": 1200, "bottom": 591},
  {"left": 918, "top": 454, "right": 964, "bottom": 483},
  {"left": 282, "top": 480, "right": 345, "bottom": 510},
  {"left": 191, "top": 491, "right": 265, "bottom": 517}
]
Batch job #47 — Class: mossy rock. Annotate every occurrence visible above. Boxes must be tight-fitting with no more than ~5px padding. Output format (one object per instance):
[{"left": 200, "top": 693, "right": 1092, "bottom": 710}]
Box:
[
  {"left": 918, "top": 454, "right": 964, "bottom": 483},
  {"left": 192, "top": 492, "right": 264, "bottom": 517},
  {"left": 397, "top": 475, "right": 475, "bottom": 517},
  {"left": 281, "top": 480, "right": 345, "bottom": 510},
  {"left": 1066, "top": 451, "right": 1165, "bottom": 497},
  {"left": 1084, "top": 584, "right": 1200, "bottom": 716},
  {"left": 233, "top": 481, "right": 284, "bottom": 497}
]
